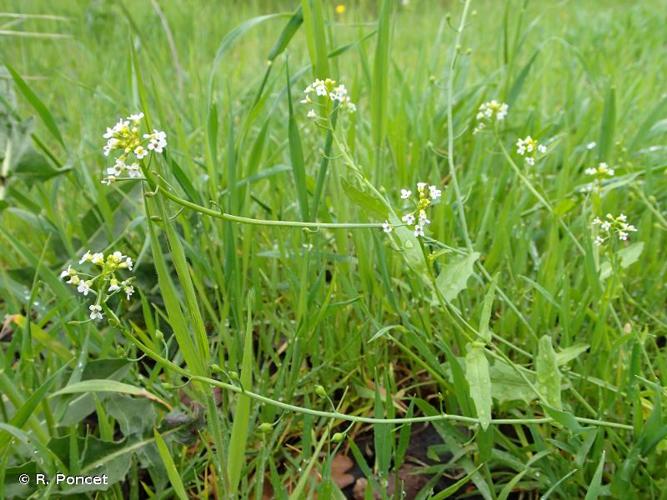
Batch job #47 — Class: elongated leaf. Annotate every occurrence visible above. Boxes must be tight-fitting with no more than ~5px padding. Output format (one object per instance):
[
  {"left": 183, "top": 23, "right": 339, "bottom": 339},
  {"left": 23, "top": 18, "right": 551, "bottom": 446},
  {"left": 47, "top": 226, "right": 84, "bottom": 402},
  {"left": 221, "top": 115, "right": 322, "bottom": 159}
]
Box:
[
  {"left": 371, "top": 0, "right": 392, "bottom": 149},
  {"left": 227, "top": 299, "right": 254, "bottom": 493},
  {"left": 436, "top": 251, "right": 480, "bottom": 302},
  {"left": 465, "top": 345, "right": 492, "bottom": 430},
  {"left": 286, "top": 63, "right": 309, "bottom": 220},
  {"left": 51, "top": 379, "right": 169, "bottom": 408},
  {"left": 207, "top": 13, "right": 289, "bottom": 99},
  {"left": 478, "top": 275, "right": 497, "bottom": 343},
  {"left": 154, "top": 429, "right": 188, "bottom": 500},
  {"left": 584, "top": 450, "right": 606, "bottom": 500},
  {"left": 6, "top": 64, "right": 65, "bottom": 147},
  {"left": 598, "top": 86, "right": 615, "bottom": 161},
  {"left": 507, "top": 50, "right": 539, "bottom": 105},
  {"left": 536, "top": 335, "right": 562, "bottom": 410}
]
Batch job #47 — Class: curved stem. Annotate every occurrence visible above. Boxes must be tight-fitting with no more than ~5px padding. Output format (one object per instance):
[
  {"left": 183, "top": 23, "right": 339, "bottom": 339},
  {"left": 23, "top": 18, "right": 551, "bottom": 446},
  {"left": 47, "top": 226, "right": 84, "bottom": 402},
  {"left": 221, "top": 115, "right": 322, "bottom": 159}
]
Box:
[
  {"left": 141, "top": 167, "right": 382, "bottom": 229},
  {"left": 126, "top": 331, "right": 634, "bottom": 431}
]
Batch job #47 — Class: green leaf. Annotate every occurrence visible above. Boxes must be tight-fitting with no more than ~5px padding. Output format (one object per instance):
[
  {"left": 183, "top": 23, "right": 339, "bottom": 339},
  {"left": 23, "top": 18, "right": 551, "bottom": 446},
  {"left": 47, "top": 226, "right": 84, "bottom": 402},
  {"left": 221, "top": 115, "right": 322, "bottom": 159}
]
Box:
[
  {"left": 490, "top": 360, "right": 537, "bottom": 404},
  {"left": 556, "top": 344, "right": 590, "bottom": 366},
  {"left": 478, "top": 275, "right": 497, "bottom": 343},
  {"left": 6, "top": 64, "right": 65, "bottom": 147},
  {"left": 154, "top": 429, "right": 188, "bottom": 500},
  {"left": 286, "top": 62, "right": 309, "bottom": 221},
  {"left": 599, "top": 242, "right": 644, "bottom": 280},
  {"left": 436, "top": 251, "right": 480, "bottom": 302},
  {"left": 507, "top": 50, "right": 539, "bottom": 105},
  {"left": 465, "top": 345, "right": 492, "bottom": 430},
  {"left": 340, "top": 176, "right": 388, "bottom": 218},
  {"left": 598, "top": 86, "right": 615, "bottom": 161},
  {"left": 51, "top": 379, "right": 169, "bottom": 408},
  {"left": 536, "top": 335, "right": 562, "bottom": 410},
  {"left": 584, "top": 450, "right": 607, "bottom": 500},
  {"left": 13, "top": 148, "right": 70, "bottom": 181},
  {"left": 300, "top": 0, "right": 329, "bottom": 78},
  {"left": 371, "top": 0, "right": 392, "bottom": 149},
  {"left": 227, "top": 298, "right": 255, "bottom": 493}
]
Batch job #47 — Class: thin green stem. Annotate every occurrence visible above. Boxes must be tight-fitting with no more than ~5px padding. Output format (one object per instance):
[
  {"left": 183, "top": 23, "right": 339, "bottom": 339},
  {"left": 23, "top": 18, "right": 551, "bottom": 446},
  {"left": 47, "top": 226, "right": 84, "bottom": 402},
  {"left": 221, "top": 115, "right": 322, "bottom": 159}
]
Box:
[
  {"left": 142, "top": 168, "right": 382, "bottom": 229},
  {"left": 126, "top": 331, "right": 634, "bottom": 431},
  {"left": 497, "top": 137, "right": 586, "bottom": 255}
]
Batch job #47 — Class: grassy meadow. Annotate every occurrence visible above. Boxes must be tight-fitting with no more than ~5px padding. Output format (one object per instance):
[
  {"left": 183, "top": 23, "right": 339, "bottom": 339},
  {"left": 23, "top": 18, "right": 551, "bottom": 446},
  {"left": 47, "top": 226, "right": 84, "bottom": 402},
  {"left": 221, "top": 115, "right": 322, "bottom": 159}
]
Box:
[{"left": 1, "top": 0, "right": 666, "bottom": 498}]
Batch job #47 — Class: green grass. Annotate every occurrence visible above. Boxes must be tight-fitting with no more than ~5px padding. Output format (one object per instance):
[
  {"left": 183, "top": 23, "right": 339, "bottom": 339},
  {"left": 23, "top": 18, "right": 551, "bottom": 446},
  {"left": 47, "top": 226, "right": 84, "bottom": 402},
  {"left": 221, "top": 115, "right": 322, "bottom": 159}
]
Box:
[{"left": 1, "top": 0, "right": 666, "bottom": 498}]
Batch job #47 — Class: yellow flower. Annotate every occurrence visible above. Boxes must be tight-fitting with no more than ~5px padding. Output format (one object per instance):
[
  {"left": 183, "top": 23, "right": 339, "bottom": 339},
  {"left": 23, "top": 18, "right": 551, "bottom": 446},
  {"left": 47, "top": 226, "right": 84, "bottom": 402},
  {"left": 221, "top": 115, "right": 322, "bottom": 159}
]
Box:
[{"left": 335, "top": 4, "right": 346, "bottom": 14}]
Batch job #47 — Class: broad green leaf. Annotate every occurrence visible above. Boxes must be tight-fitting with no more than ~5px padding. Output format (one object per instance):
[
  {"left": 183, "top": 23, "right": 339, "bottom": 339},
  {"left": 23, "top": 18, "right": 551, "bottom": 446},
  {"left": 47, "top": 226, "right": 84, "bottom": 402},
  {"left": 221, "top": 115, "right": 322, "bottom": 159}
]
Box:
[
  {"left": 556, "top": 344, "right": 590, "bottom": 366},
  {"left": 490, "top": 360, "right": 537, "bottom": 404},
  {"left": 536, "top": 335, "right": 562, "bottom": 410},
  {"left": 14, "top": 148, "right": 70, "bottom": 181},
  {"left": 599, "top": 242, "right": 644, "bottom": 280},
  {"left": 465, "top": 345, "right": 492, "bottom": 430},
  {"left": 436, "top": 251, "right": 480, "bottom": 302}
]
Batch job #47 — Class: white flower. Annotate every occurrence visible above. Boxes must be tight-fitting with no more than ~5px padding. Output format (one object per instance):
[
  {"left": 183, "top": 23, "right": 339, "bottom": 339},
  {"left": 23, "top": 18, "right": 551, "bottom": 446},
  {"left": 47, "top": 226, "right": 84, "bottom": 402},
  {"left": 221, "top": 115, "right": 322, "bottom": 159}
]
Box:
[
  {"left": 592, "top": 217, "right": 602, "bottom": 225},
  {"left": 144, "top": 129, "right": 167, "bottom": 154},
  {"left": 618, "top": 231, "right": 628, "bottom": 241},
  {"left": 402, "top": 214, "right": 415, "bottom": 225},
  {"left": 89, "top": 304, "right": 103, "bottom": 321},
  {"left": 382, "top": 221, "right": 393, "bottom": 233},
  {"left": 594, "top": 236, "right": 605, "bottom": 246},
  {"left": 416, "top": 182, "right": 427, "bottom": 192},
  {"left": 127, "top": 163, "right": 141, "bottom": 178},
  {"left": 414, "top": 225, "right": 425, "bottom": 238},
  {"left": 538, "top": 144, "right": 547, "bottom": 154},
  {"left": 307, "top": 109, "right": 317, "bottom": 119},
  {"left": 418, "top": 210, "right": 430, "bottom": 225},
  {"left": 476, "top": 100, "right": 509, "bottom": 127},
  {"left": 134, "top": 146, "right": 148, "bottom": 159},
  {"left": 601, "top": 221, "right": 611, "bottom": 231},
  {"left": 586, "top": 142, "right": 596, "bottom": 150},
  {"left": 585, "top": 167, "right": 597, "bottom": 175},
  {"left": 79, "top": 251, "right": 93, "bottom": 264},
  {"left": 400, "top": 189, "right": 412, "bottom": 199},
  {"left": 108, "top": 278, "right": 121, "bottom": 293},
  {"left": 128, "top": 112, "right": 144, "bottom": 123},
  {"left": 60, "top": 265, "right": 74, "bottom": 279},
  {"left": 617, "top": 213, "right": 627, "bottom": 222},
  {"left": 525, "top": 157, "right": 535, "bottom": 166},
  {"left": 77, "top": 280, "right": 92, "bottom": 296},
  {"left": 428, "top": 185, "right": 442, "bottom": 200},
  {"left": 91, "top": 252, "right": 105, "bottom": 266},
  {"left": 123, "top": 284, "right": 135, "bottom": 300}
]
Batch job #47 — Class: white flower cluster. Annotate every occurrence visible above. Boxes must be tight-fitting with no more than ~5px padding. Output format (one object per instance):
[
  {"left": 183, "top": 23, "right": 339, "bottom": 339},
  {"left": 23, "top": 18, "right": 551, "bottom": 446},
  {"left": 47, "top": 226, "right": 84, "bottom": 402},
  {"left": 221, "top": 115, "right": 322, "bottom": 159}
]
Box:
[
  {"left": 585, "top": 162, "right": 615, "bottom": 177},
  {"left": 301, "top": 78, "right": 356, "bottom": 118},
  {"left": 60, "top": 250, "right": 135, "bottom": 321},
  {"left": 383, "top": 182, "right": 442, "bottom": 237},
  {"left": 582, "top": 162, "right": 615, "bottom": 193},
  {"left": 101, "top": 112, "right": 167, "bottom": 185},
  {"left": 592, "top": 213, "right": 638, "bottom": 246},
  {"left": 516, "top": 136, "right": 547, "bottom": 165},
  {"left": 473, "top": 100, "right": 509, "bottom": 134}
]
